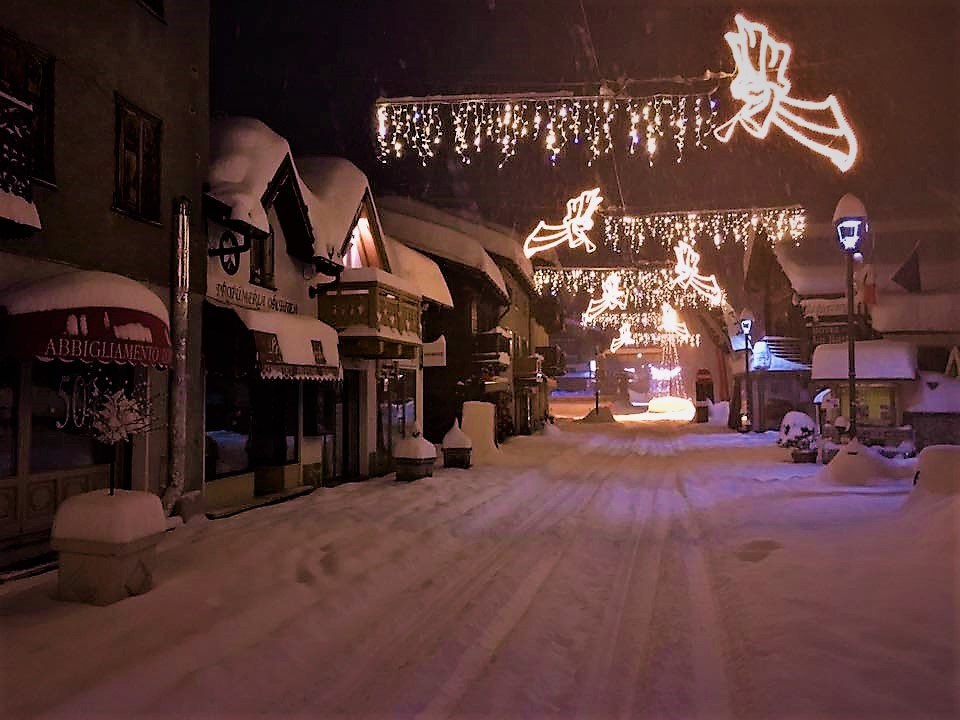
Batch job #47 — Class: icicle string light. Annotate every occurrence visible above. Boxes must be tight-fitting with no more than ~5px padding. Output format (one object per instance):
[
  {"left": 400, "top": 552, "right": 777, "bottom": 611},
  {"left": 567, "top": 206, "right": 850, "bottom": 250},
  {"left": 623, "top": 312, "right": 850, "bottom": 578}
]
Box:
[
  {"left": 534, "top": 266, "right": 713, "bottom": 314},
  {"left": 375, "top": 92, "right": 717, "bottom": 166},
  {"left": 603, "top": 206, "right": 806, "bottom": 253}
]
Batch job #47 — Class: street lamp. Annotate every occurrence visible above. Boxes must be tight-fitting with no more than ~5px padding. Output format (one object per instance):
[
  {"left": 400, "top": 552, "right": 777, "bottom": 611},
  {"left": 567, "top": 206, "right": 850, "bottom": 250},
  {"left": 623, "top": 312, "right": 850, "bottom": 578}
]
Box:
[
  {"left": 739, "top": 308, "right": 755, "bottom": 432},
  {"left": 833, "top": 193, "right": 868, "bottom": 439}
]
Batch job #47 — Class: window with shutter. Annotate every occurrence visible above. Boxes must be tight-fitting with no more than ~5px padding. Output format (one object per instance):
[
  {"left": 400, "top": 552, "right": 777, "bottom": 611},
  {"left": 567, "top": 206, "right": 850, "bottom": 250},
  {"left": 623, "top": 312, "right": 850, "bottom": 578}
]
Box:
[{"left": 113, "top": 94, "right": 162, "bottom": 223}]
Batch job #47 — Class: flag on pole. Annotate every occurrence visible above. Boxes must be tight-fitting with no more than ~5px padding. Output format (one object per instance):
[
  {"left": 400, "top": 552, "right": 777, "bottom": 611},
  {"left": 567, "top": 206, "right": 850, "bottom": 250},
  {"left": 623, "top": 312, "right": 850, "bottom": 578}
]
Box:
[{"left": 891, "top": 242, "right": 922, "bottom": 293}]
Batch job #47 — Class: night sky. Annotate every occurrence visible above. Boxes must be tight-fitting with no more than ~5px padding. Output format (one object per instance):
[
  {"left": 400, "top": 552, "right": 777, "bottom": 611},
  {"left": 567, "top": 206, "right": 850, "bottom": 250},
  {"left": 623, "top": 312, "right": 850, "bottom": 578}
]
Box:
[{"left": 211, "top": 0, "right": 959, "bottom": 241}]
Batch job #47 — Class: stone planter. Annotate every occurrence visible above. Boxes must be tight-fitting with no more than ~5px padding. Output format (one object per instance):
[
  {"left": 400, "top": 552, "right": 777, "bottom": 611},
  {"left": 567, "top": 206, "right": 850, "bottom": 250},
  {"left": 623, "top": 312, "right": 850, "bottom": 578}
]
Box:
[
  {"left": 395, "top": 457, "right": 435, "bottom": 482},
  {"left": 51, "top": 489, "right": 167, "bottom": 605},
  {"left": 791, "top": 448, "right": 819, "bottom": 463},
  {"left": 442, "top": 447, "right": 472, "bottom": 469}
]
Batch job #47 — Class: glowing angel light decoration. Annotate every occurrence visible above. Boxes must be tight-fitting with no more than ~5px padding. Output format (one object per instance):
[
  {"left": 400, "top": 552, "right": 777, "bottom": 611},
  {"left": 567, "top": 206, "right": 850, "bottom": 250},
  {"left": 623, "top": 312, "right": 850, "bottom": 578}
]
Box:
[
  {"left": 582, "top": 272, "right": 627, "bottom": 325},
  {"left": 672, "top": 241, "right": 724, "bottom": 306},
  {"left": 715, "top": 14, "right": 858, "bottom": 172},
  {"left": 524, "top": 188, "right": 604, "bottom": 259},
  {"left": 610, "top": 321, "right": 635, "bottom": 353}
]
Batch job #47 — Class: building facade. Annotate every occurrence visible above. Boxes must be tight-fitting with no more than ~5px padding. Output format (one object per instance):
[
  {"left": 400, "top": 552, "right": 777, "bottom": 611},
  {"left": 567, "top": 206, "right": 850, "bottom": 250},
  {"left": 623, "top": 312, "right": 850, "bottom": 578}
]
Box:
[{"left": 0, "top": 0, "right": 209, "bottom": 558}]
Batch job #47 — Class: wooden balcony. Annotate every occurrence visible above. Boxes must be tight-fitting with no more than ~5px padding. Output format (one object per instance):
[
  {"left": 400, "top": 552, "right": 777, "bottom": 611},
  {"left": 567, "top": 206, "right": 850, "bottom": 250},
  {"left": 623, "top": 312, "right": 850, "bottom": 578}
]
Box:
[
  {"left": 318, "top": 279, "right": 421, "bottom": 359},
  {"left": 515, "top": 355, "right": 543, "bottom": 381},
  {"left": 535, "top": 345, "right": 567, "bottom": 377}
]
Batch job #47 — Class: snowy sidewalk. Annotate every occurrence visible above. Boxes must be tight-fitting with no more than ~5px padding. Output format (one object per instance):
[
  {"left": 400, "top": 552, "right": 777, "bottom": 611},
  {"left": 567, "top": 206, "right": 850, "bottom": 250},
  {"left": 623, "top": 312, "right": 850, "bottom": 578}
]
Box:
[{"left": 2, "top": 423, "right": 957, "bottom": 719}]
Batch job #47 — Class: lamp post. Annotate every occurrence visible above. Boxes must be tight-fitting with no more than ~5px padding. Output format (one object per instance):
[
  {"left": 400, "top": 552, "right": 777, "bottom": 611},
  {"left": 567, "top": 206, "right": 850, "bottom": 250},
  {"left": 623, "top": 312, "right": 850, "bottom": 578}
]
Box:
[
  {"left": 833, "top": 194, "right": 868, "bottom": 439},
  {"left": 590, "top": 351, "right": 599, "bottom": 415},
  {"left": 739, "top": 308, "right": 755, "bottom": 432}
]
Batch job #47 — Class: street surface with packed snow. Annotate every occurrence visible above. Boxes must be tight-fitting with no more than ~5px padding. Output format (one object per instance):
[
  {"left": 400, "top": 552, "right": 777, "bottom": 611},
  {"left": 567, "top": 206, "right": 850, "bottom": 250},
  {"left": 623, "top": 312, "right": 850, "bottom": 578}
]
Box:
[{"left": 2, "top": 419, "right": 957, "bottom": 719}]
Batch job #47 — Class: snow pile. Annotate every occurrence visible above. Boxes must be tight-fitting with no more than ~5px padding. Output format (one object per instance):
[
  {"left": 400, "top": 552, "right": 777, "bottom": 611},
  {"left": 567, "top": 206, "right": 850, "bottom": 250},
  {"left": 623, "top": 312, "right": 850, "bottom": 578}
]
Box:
[
  {"left": 708, "top": 399, "right": 730, "bottom": 425},
  {"left": 442, "top": 420, "right": 472, "bottom": 450},
  {"left": 816, "top": 440, "right": 916, "bottom": 486},
  {"left": 902, "top": 371, "right": 960, "bottom": 414},
  {"left": 812, "top": 340, "right": 917, "bottom": 381},
  {"left": 541, "top": 422, "right": 563, "bottom": 437},
  {"left": 912, "top": 445, "right": 960, "bottom": 495},
  {"left": 51, "top": 489, "right": 166, "bottom": 545},
  {"left": 461, "top": 401, "right": 499, "bottom": 462},
  {"left": 579, "top": 406, "right": 616, "bottom": 423},
  {"left": 777, "top": 411, "right": 816, "bottom": 446},
  {"left": 0, "top": 270, "right": 168, "bottom": 322},
  {"left": 393, "top": 433, "right": 437, "bottom": 460},
  {"left": 870, "top": 291, "right": 960, "bottom": 333}
]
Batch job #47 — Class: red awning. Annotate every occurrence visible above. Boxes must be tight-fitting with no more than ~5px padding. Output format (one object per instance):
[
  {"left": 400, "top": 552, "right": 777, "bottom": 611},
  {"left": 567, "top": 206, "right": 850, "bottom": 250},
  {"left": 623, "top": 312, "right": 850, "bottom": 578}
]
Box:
[{"left": 0, "top": 271, "right": 171, "bottom": 367}]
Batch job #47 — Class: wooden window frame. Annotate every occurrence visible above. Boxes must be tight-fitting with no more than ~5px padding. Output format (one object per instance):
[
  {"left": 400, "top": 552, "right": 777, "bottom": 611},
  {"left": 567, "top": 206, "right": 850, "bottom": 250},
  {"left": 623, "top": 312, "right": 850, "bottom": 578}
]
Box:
[
  {"left": 0, "top": 29, "right": 55, "bottom": 186},
  {"left": 249, "top": 226, "right": 276, "bottom": 290},
  {"left": 113, "top": 93, "right": 162, "bottom": 224}
]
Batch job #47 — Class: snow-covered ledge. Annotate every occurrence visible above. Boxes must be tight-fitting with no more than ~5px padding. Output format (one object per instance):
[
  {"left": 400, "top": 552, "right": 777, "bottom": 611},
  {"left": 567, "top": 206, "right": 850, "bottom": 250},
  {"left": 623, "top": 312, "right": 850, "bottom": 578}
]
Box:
[{"left": 51, "top": 490, "right": 167, "bottom": 605}]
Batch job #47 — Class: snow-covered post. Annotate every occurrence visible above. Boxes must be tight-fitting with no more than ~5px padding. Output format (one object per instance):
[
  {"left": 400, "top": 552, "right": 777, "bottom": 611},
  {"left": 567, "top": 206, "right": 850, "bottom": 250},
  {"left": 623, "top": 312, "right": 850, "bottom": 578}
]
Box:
[{"left": 165, "top": 196, "right": 191, "bottom": 513}]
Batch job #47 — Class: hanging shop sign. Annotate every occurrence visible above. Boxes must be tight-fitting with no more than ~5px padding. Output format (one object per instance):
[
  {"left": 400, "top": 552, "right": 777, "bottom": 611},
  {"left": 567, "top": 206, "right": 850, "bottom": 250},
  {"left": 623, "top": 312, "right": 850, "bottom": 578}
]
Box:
[{"left": 6, "top": 306, "right": 172, "bottom": 367}]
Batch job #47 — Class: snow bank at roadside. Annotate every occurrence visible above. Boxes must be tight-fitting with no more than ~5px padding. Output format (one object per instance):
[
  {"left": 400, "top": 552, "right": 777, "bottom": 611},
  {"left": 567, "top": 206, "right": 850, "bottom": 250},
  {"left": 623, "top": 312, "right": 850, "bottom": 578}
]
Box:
[{"left": 816, "top": 440, "right": 916, "bottom": 487}]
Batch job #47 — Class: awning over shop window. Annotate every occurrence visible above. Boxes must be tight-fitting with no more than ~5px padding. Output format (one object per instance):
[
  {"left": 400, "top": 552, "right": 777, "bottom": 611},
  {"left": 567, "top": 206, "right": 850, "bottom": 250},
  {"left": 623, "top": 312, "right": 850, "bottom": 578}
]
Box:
[
  {"left": 232, "top": 307, "right": 340, "bottom": 381},
  {"left": 0, "top": 270, "right": 171, "bottom": 366},
  {"left": 811, "top": 340, "right": 917, "bottom": 381}
]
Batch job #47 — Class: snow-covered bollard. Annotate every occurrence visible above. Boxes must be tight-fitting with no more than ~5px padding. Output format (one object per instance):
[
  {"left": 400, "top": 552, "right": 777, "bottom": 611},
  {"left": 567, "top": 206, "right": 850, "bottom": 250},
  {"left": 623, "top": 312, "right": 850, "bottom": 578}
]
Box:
[
  {"left": 51, "top": 489, "right": 167, "bottom": 606},
  {"left": 393, "top": 425, "right": 437, "bottom": 482},
  {"left": 442, "top": 419, "right": 472, "bottom": 469}
]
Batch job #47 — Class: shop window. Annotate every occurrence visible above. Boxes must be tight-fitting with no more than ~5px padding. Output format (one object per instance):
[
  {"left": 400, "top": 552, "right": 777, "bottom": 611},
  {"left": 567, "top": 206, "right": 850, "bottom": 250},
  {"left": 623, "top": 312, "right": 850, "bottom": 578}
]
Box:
[
  {"left": 29, "top": 363, "right": 116, "bottom": 474},
  {"left": 249, "top": 226, "right": 276, "bottom": 288},
  {"left": 114, "top": 94, "right": 162, "bottom": 222},
  {"left": 251, "top": 381, "right": 298, "bottom": 465},
  {"left": 205, "top": 372, "right": 252, "bottom": 477},
  {"left": 0, "top": 359, "right": 17, "bottom": 478},
  {"left": 0, "top": 29, "right": 55, "bottom": 185}
]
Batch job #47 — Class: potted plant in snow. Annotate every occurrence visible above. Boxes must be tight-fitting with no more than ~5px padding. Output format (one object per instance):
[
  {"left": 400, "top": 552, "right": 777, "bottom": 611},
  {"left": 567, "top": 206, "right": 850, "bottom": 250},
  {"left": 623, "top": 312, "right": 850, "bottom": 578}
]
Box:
[
  {"left": 393, "top": 423, "right": 437, "bottom": 482},
  {"left": 785, "top": 426, "right": 819, "bottom": 463},
  {"left": 442, "top": 419, "right": 472, "bottom": 468},
  {"left": 51, "top": 382, "right": 167, "bottom": 605}
]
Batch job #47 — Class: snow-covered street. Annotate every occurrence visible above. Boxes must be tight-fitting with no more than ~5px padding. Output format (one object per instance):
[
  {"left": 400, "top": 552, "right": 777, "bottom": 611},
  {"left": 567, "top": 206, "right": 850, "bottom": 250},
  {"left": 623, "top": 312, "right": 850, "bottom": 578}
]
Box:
[{"left": 2, "top": 421, "right": 957, "bottom": 719}]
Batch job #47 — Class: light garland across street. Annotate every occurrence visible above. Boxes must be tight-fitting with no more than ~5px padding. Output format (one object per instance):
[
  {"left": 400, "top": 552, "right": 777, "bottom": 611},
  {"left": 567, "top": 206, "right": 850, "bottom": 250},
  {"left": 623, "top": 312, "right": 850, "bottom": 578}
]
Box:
[
  {"left": 535, "top": 266, "right": 713, "bottom": 314},
  {"left": 375, "top": 91, "right": 719, "bottom": 166},
  {"left": 603, "top": 205, "right": 806, "bottom": 253}
]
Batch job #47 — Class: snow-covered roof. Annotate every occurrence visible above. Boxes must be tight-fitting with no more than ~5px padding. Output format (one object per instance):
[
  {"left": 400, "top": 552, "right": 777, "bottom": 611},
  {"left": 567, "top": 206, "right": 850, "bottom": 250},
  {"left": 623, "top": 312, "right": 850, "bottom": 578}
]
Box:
[
  {"left": 776, "top": 225, "right": 960, "bottom": 298},
  {"left": 0, "top": 270, "right": 168, "bottom": 325},
  {"left": 800, "top": 297, "right": 848, "bottom": 319},
  {"left": 296, "top": 156, "right": 371, "bottom": 261},
  {"left": 207, "top": 117, "right": 338, "bottom": 257},
  {"left": 377, "top": 195, "right": 534, "bottom": 282},
  {"left": 340, "top": 266, "right": 422, "bottom": 301},
  {"left": 382, "top": 235, "right": 453, "bottom": 307},
  {"left": 378, "top": 205, "right": 508, "bottom": 301},
  {"left": 869, "top": 292, "right": 960, "bottom": 334},
  {"left": 902, "top": 372, "right": 960, "bottom": 414},
  {"left": 750, "top": 340, "right": 811, "bottom": 372},
  {"left": 811, "top": 339, "right": 917, "bottom": 381},
  {"left": 232, "top": 307, "right": 339, "bottom": 378}
]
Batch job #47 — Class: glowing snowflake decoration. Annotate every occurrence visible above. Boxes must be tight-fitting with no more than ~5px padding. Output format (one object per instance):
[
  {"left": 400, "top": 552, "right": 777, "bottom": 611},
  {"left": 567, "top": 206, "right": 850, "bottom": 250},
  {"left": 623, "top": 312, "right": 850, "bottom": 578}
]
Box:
[
  {"left": 714, "top": 14, "right": 858, "bottom": 172},
  {"left": 671, "top": 241, "right": 724, "bottom": 306},
  {"left": 524, "top": 188, "right": 603, "bottom": 258}
]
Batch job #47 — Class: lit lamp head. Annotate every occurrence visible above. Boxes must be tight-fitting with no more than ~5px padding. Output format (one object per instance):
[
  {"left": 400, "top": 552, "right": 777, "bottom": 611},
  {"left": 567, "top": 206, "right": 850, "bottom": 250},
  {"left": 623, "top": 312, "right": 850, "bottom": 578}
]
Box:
[
  {"left": 832, "top": 193, "right": 868, "bottom": 254},
  {"left": 739, "top": 308, "right": 755, "bottom": 336}
]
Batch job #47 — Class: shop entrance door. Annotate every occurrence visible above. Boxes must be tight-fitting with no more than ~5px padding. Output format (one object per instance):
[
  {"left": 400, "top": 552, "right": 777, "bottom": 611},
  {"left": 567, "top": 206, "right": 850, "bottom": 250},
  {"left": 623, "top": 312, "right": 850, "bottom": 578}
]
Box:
[{"left": 340, "top": 370, "right": 362, "bottom": 480}]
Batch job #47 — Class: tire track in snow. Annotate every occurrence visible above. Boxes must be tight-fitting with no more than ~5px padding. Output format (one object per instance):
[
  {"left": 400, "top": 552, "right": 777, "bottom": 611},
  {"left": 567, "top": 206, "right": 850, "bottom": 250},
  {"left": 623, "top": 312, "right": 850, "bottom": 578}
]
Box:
[
  {"left": 572, "top": 471, "right": 672, "bottom": 720},
  {"left": 673, "top": 471, "right": 736, "bottom": 720},
  {"left": 308, "top": 456, "right": 609, "bottom": 715}
]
